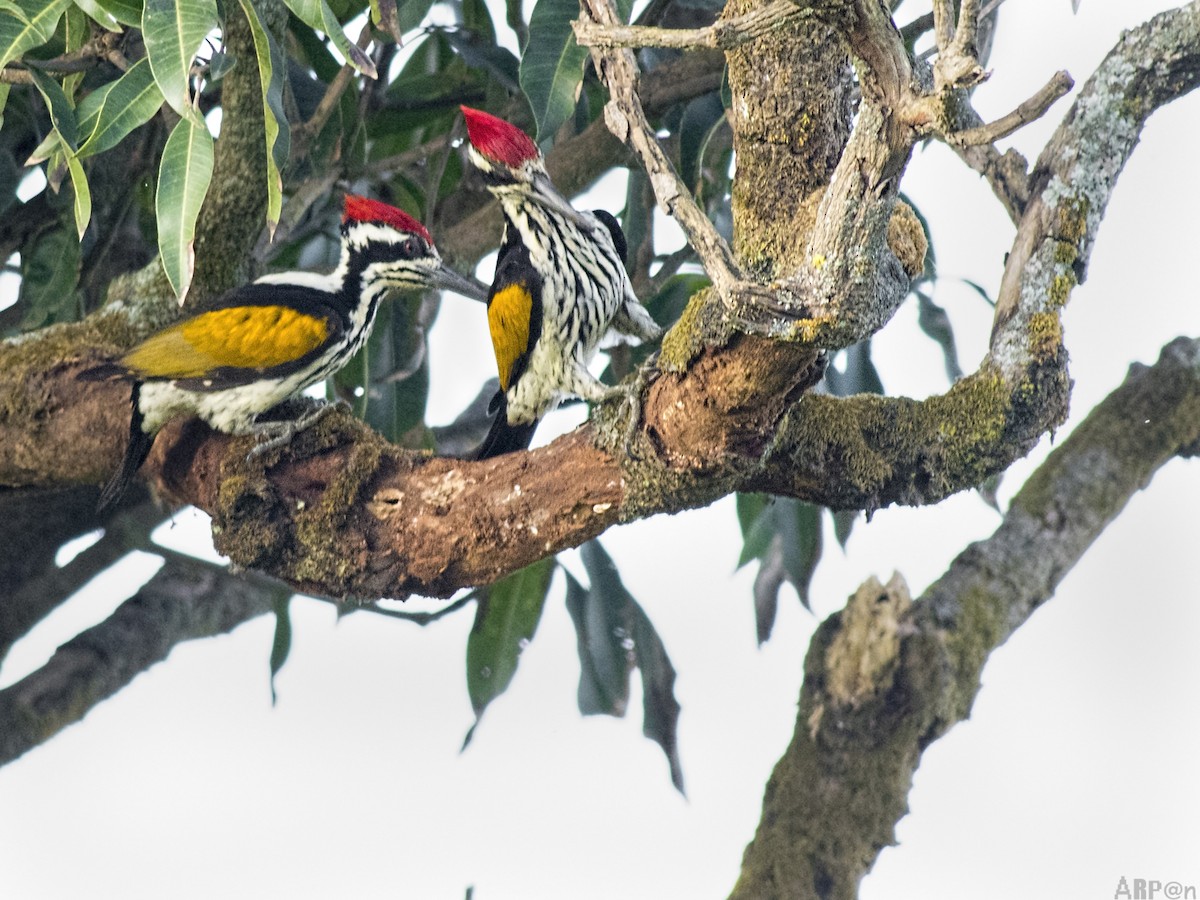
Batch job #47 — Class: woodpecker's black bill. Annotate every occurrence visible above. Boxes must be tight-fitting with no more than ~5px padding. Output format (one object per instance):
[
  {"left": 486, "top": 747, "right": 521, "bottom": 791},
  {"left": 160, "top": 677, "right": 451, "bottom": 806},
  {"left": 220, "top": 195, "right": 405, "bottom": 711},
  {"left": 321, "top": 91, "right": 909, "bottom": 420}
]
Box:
[{"left": 430, "top": 263, "right": 489, "bottom": 303}]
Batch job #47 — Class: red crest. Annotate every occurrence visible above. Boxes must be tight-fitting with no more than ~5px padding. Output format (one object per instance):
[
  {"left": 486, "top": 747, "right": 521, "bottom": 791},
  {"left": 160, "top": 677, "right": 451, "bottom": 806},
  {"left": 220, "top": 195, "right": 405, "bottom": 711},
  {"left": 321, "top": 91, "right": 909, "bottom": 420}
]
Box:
[
  {"left": 342, "top": 195, "right": 432, "bottom": 244},
  {"left": 460, "top": 106, "right": 540, "bottom": 168}
]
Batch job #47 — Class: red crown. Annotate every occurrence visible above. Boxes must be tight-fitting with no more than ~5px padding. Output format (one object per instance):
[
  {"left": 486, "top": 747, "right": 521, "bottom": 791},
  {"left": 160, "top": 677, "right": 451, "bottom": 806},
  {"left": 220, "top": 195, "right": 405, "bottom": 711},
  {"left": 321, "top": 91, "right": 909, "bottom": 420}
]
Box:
[
  {"left": 342, "top": 195, "right": 432, "bottom": 244},
  {"left": 460, "top": 106, "right": 540, "bottom": 168}
]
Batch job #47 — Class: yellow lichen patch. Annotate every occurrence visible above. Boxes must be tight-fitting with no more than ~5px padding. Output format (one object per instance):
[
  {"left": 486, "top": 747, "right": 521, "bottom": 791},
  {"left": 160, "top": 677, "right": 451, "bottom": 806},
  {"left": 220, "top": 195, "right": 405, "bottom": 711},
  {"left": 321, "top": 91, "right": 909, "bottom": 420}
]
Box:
[
  {"left": 887, "top": 201, "right": 928, "bottom": 279},
  {"left": 1048, "top": 272, "right": 1076, "bottom": 308},
  {"left": 825, "top": 573, "right": 912, "bottom": 708},
  {"left": 1056, "top": 196, "right": 1089, "bottom": 245},
  {"left": 487, "top": 282, "right": 533, "bottom": 391},
  {"left": 658, "top": 288, "right": 712, "bottom": 372},
  {"left": 811, "top": 254, "right": 827, "bottom": 270},
  {"left": 788, "top": 313, "right": 837, "bottom": 344},
  {"left": 1027, "top": 311, "right": 1063, "bottom": 361},
  {"left": 123, "top": 306, "right": 329, "bottom": 377}
]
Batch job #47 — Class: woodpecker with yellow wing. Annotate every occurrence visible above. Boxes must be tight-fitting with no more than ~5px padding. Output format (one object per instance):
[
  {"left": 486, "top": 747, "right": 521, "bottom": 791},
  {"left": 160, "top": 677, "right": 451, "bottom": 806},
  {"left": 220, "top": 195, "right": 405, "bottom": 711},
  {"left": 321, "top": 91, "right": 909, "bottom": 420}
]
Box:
[
  {"left": 459, "top": 106, "right": 662, "bottom": 459},
  {"left": 80, "top": 194, "right": 486, "bottom": 512}
]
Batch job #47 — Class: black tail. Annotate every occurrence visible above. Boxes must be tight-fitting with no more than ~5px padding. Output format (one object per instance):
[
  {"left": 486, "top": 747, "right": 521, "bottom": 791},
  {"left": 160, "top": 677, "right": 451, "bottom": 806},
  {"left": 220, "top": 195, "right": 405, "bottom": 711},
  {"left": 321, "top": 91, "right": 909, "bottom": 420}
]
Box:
[
  {"left": 472, "top": 391, "right": 537, "bottom": 460},
  {"left": 97, "top": 383, "right": 156, "bottom": 514}
]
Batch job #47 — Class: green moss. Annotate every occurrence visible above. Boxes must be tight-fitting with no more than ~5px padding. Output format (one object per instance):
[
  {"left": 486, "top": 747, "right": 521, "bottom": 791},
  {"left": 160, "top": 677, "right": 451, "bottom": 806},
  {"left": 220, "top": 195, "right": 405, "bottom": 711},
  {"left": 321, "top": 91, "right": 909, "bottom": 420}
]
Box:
[
  {"left": 1052, "top": 239, "right": 1079, "bottom": 267},
  {"left": 1027, "top": 311, "right": 1063, "bottom": 361},
  {"left": 1048, "top": 272, "right": 1076, "bottom": 308},
  {"left": 940, "top": 584, "right": 1007, "bottom": 719}
]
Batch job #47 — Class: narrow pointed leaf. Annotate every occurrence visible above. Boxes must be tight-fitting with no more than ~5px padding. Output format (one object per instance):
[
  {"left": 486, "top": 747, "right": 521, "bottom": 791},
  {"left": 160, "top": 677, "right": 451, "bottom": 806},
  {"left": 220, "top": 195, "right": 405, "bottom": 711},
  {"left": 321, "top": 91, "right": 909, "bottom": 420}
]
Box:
[
  {"left": 268, "top": 594, "right": 291, "bottom": 705},
  {"left": 27, "top": 68, "right": 78, "bottom": 152},
  {"left": 519, "top": 0, "right": 587, "bottom": 141},
  {"left": 142, "top": 0, "right": 219, "bottom": 117},
  {"left": 156, "top": 114, "right": 214, "bottom": 302},
  {"left": 283, "top": 0, "right": 378, "bottom": 78},
  {"left": 772, "top": 498, "right": 822, "bottom": 610},
  {"left": 0, "top": 0, "right": 73, "bottom": 72},
  {"left": 76, "top": 58, "right": 164, "bottom": 158},
  {"left": 915, "top": 289, "right": 964, "bottom": 382},
  {"left": 580, "top": 540, "right": 683, "bottom": 794},
  {"left": 93, "top": 0, "right": 142, "bottom": 26},
  {"left": 564, "top": 570, "right": 631, "bottom": 717},
  {"left": 66, "top": 154, "right": 91, "bottom": 237},
  {"left": 369, "top": 0, "right": 401, "bottom": 43},
  {"left": 72, "top": 0, "right": 123, "bottom": 29},
  {"left": 464, "top": 557, "right": 556, "bottom": 741},
  {"left": 19, "top": 223, "right": 81, "bottom": 329},
  {"left": 237, "top": 0, "right": 289, "bottom": 234},
  {"left": 752, "top": 542, "right": 784, "bottom": 644}
]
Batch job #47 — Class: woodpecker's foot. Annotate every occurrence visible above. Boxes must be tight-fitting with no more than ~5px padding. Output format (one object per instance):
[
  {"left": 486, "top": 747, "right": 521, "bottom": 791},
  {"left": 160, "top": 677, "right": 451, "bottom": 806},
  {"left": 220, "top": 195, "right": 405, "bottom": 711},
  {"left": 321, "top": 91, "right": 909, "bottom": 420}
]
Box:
[{"left": 247, "top": 400, "right": 340, "bottom": 459}]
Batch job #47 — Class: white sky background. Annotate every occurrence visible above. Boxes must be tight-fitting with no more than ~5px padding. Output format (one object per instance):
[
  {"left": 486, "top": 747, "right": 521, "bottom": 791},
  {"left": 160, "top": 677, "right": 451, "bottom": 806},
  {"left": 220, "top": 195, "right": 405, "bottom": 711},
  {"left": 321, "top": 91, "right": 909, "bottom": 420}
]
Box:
[{"left": 2, "top": 1, "right": 1199, "bottom": 898}]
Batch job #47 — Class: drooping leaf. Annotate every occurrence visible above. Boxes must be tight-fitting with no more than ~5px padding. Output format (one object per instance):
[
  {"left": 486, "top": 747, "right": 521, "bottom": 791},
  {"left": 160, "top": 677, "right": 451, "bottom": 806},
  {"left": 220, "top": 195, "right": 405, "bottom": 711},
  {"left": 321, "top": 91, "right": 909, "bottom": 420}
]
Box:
[
  {"left": 237, "top": 0, "right": 290, "bottom": 235},
  {"left": 463, "top": 557, "right": 556, "bottom": 744},
  {"left": 92, "top": 0, "right": 142, "bottom": 27},
  {"left": 66, "top": 153, "right": 91, "bottom": 237},
  {"left": 72, "top": 0, "right": 123, "bottom": 30},
  {"left": 27, "top": 68, "right": 77, "bottom": 152},
  {"left": 752, "top": 543, "right": 784, "bottom": 645},
  {"left": 960, "top": 277, "right": 995, "bottom": 306},
  {"left": 736, "top": 494, "right": 775, "bottom": 569},
  {"left": 915, "top": 288, "right": 964, "bottom": 382},
  {"left": 564, "top": 570, "right": 631, "bottom": 717},
  {"left": 580, "top": 540, "right": 683, "bottom": 793},
  {"left": 397, "top": 0, "right": 433, "bottom": 33},
  {"left": 76, "top": 57, "right": 164, "bottom": 158},
  {"left": 519, "top": 0, "right": 587, "bottom": 142},
  {"left": 773, "top": 498, "right": 822, "bottom": 610},
  {"left": 441, "top": 27, "right": 519, "bottom": 93},
  {"left": 678, "top": 91, "right": 725, "bottom": 193},
  {"left": 283, "top": 0, "right": 378, "bottom": 78},
  {"left": 141, "top": 0, "right": 219, "bottom": 117},
  {"left": 268, "top": 594, "right": 292, "bottom": 705},
  {"left": 831, "top": 508, "right": 857, "bottom": 549},
  {"left": 155, "top": 113, "right": 214, "bottom": 302},
  {"left": 19, "top": 222, "right": 81, "bottom": 329},
  {"left": 0, "top": 0, "right": 73, "bottom": 72}
]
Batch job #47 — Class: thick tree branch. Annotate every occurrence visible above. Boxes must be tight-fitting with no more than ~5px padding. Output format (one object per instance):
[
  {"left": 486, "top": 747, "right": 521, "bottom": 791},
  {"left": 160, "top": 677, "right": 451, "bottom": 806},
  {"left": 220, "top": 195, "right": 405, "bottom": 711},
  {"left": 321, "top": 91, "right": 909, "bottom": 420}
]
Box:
[
  {"left": 730, "top": 334, "right": 1200, "bottom": 900},
  {"left": 0, "top": 556, "right": 286, "bottom": 767},
  {"left": 2, "top": 5, "right": 1196, "bottom": 605},
  {"left": 574, "top": 0, "right": 811, "bottom": 50}
]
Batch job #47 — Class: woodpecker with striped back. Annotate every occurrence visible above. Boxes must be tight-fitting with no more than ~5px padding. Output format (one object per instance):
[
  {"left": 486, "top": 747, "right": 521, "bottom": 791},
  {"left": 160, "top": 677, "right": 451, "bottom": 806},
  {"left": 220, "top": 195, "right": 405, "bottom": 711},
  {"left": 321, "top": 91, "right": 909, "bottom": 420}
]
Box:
[
  {"left": 80, "top": 194, "right": 486, "bottom": 512},
  {"left": 459, "top": 106, "right": 662, "bottom": 459}
]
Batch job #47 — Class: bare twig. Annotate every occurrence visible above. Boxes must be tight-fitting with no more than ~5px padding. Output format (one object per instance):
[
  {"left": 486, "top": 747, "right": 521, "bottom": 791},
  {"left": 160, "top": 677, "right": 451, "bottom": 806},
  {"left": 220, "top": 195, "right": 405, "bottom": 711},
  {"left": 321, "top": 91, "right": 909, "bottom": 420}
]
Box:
[
  {"left": 290, "top": 23, "right": 374, "bottom": 157},
  {"left": 947, "top": 70, "right": 1073, "bottom": 146}
]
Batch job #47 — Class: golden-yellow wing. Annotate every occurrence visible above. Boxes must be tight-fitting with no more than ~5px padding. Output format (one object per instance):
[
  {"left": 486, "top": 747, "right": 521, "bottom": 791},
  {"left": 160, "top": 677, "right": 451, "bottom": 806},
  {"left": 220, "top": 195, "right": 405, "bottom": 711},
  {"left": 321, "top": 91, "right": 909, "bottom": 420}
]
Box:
[
  {"left": 121, "top": 305, "right": 331, "bottom": 379},
  {"left": 487, "top": 282, "right": 534, "bottom": 392}
]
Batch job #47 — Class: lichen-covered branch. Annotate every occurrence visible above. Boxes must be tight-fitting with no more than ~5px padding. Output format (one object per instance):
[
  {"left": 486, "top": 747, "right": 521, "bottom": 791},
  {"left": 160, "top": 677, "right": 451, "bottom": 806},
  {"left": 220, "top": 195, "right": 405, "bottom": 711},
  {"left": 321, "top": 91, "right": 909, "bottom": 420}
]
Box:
[
  {"left": 730, "top": 336, "right": 1200, "bottom": 900},
  {"left": 573, "top": 0, "right": 811, "bottom": 50},
  {"left": 0, "top": 556, "right": 286, "bottom": 767}
]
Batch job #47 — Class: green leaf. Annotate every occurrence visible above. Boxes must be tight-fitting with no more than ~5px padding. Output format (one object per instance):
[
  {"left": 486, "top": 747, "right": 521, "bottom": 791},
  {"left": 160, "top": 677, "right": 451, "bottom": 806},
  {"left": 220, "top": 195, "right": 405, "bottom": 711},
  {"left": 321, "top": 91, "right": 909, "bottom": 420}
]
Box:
[
  {"left": 580, "top": 540, "right": 683, "bottom": 793},
  {"left": 0, "top": 0, "right": 73, "bottom": 72},
  {"left": 397, "top": 0, "right": 432, "bottom": 33},
  {"left": 0, "top": 83, "right": 10, "bottom": 131},
  {"left": 773, "top": 498, "right": 822, "bottom": 610},
  {"left": 91, "top": 0, "right": 142, "bottom": 27},
  {"left": 76, "top": 57, "right": 164, "bottom": 158},
  {"left": 831, "top": 508, "right": 857, "bottom": 549},
  {"left": 155, "top": 113, "right": 214, "bottom": 302},
  {"left": 563, "top": 570, "right": 631, "bottom": 717},
  {"left": 678, "top": 92, "right": 725, "bottom": 192},
  {"left": 960, "top": 277, "right": 995, "bottom": 307},
  {"left": 519, "top": 0, "right": 587, "bottom": 142},
  {"left": 237, "top": 0, "right": 289, "bottom": 234},
  {"left": 464, "top": 557, "right": 556, "bottom": 742},
  {"left": 72, "top": 0, "right": 123, "bottom": 30},
  {"left": 915, "top": 289, "right": 963, "bottom": 382},
  {"left": 19, "top": 222, "right": 81, "bottom": 329},
  {"left": 283, "top": 0, "right": 378, "bottom": 78},
  {"left": 27, "top": 68, "right": 77, "bottom": 152},
  {"left": 66, "top": 153, "right": 91, "bottom": 237},
  {"left": 736, "top": 491, "right": 768, "bottom": 537},
  {"left": 736, "top": 495, "right": 775, "bottom": 569},
  {"left": 141, "top": 0, "right": 219, "bottom": 117},
  {"left": 268, "top": 594, "right": 291, "bottom": 705}
]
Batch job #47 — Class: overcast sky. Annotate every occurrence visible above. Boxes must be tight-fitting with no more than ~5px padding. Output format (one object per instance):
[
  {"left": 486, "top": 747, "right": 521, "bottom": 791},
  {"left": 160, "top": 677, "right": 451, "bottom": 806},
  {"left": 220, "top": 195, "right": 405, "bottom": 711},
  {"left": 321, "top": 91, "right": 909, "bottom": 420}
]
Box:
[{"left": 1, "top": 1, "right": 1197, "bottom": 898}]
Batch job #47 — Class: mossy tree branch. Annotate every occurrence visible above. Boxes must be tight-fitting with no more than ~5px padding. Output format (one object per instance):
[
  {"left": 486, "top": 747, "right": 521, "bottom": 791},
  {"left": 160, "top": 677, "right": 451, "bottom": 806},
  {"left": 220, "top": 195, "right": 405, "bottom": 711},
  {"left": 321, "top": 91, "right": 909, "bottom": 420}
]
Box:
[{"left": 729, "top": 335, "right": 1200, "bottom": 900}]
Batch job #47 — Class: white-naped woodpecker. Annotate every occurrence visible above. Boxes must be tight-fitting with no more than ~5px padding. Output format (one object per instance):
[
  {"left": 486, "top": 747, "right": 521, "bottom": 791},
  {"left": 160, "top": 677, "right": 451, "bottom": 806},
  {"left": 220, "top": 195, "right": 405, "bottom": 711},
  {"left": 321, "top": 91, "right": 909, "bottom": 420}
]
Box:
[
  {"left": 459, "top": 106, "right": 662, "bottom": 459},
  {"left": 80, "top": 194, "right": 487, "bottom": 512}
]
